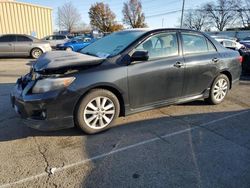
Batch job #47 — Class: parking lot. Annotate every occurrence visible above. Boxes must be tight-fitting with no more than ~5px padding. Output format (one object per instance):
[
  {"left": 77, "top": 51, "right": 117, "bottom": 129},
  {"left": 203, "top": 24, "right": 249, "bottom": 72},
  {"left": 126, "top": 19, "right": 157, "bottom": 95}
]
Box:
[{"left": 0, "top": 58, "right": 250, "bottom": 188}]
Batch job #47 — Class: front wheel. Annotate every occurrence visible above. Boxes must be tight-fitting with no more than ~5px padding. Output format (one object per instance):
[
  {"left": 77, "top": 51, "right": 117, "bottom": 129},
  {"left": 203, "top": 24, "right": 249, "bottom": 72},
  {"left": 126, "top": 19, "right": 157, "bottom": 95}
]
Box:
[
  {"left": 75, "top": 89, "right": 120, "bottom": 134},
  {"left": 206, "top": 74, "right": 230, "bottom": 105}
]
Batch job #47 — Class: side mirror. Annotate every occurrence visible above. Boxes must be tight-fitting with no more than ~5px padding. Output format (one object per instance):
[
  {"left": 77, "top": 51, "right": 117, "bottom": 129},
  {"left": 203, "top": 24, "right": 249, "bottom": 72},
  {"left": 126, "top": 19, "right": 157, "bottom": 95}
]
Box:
[{"left": 131, "top": 50, "right": 149, "bottom": 62}]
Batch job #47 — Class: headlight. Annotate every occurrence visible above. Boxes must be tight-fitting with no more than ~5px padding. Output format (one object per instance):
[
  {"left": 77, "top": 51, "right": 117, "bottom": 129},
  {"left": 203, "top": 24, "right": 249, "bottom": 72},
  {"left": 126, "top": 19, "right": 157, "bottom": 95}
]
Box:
[{"left": 32, "top": 77, "right": 75, "bottom": 93}]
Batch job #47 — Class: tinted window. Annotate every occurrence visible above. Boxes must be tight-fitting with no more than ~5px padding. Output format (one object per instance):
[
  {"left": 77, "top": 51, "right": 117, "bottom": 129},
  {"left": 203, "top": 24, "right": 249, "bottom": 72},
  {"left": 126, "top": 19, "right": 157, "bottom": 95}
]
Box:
[
  {"left": 0, "top": 35, "right": 15, "bottom": 42},
  {"left": 56, "top": 35, "right": 66, "bottom": 40},
  {"left": 16, "top": 35, "right": 32, "bottom": 42},
  {"left": 135, "top": 32, "right": 178, "bottom": 60},
  {"left": 182, "top": 34, "right": 208, "bottom": 54}
]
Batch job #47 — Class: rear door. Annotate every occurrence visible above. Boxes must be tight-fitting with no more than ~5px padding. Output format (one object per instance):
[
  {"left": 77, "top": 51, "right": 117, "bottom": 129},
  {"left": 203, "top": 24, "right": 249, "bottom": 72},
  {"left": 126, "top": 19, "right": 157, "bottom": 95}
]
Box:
[
  {"left": 55, "top": 35, "right": 67, "bottom": 45},
  {"left": 128, "top": 31, "right": 185, "bottom": 109},
  {"left": 0, "top": 35, "right": 15, "bottom": 56},
  {"left": 14, "top": 35, "right": 33, "bottom": 56},
  {"left": 180, "top": 32, "right": 219, "bottom": 97}
]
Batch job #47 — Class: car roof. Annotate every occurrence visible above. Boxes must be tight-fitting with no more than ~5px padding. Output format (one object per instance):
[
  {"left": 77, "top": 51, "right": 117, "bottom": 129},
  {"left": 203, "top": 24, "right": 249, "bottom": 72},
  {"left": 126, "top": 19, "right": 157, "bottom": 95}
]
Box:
[
  {"left": 122, "top": 28, "right": 204, "bottom": 33},
  {"left": 216, "top": 38, "right": 236, "bottom": 42}
]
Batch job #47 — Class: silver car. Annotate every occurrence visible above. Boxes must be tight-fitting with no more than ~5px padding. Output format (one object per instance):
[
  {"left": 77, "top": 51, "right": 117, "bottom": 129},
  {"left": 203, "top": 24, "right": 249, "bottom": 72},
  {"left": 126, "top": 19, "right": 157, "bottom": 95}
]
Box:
[
  {"left": 0, "top": 34, "right": 52, "bottom": 59},
  {"left": 42, "top": 35, "right": 71, "bottom": 49}
]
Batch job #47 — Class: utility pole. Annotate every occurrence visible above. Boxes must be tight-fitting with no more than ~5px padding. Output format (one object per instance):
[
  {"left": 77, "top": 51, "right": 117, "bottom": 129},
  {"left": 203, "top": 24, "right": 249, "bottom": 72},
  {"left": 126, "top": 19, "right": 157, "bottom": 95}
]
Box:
[
  {"left": 162, "top": 18, "right": 164, "bottom": 27},
  {"left": 180, "top": 0, "right": 185, "bottom": 28}
]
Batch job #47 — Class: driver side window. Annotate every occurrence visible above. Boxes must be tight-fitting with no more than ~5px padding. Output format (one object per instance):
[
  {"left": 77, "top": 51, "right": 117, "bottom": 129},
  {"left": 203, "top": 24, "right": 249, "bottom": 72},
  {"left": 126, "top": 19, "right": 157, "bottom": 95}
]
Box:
[{"left": 135, "top": 32, "right": 178, "bottom": 60}]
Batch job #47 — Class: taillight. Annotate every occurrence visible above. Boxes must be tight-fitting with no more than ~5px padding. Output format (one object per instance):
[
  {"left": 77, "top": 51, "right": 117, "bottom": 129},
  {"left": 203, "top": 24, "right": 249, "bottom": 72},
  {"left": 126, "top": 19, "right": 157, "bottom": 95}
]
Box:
[{"left": 239, "top": 56, "right": 243, "bottom": 64}]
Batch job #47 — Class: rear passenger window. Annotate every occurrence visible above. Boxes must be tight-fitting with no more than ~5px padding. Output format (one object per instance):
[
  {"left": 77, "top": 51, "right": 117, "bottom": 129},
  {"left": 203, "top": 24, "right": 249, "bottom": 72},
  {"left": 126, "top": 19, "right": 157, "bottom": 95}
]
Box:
[
  {"left": 182, "top": 33, "right": 213, "bottom": 54},
  {"left": 16, "top": 36, "right": 32, "bottom": 42},
  {"left": 56, "top": 35, "right": 66, "bottom": 40},
  {"left": 135, "top": 32, "right": 178, "bottom": 60}
]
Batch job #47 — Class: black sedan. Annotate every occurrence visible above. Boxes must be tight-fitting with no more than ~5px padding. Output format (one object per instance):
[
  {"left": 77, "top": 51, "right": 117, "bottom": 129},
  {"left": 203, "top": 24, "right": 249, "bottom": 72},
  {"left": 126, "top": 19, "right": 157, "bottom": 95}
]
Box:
[{"left": 11, "top": 29, "right": 242, "bottom": 134}]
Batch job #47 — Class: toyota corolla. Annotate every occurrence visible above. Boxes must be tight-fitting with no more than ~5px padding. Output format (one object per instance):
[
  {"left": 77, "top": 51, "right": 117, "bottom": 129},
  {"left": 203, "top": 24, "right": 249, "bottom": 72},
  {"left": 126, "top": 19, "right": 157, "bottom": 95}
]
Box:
[{"left": 11, "top": 29, "right": 242, "bottom": 134}]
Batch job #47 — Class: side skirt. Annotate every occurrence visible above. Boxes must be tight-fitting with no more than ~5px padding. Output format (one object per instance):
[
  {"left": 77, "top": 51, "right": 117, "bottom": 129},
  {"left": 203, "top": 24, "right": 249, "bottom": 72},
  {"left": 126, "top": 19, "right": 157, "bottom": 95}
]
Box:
[{"left": 124, "top": 89, "right": 210, "bottom": 116}]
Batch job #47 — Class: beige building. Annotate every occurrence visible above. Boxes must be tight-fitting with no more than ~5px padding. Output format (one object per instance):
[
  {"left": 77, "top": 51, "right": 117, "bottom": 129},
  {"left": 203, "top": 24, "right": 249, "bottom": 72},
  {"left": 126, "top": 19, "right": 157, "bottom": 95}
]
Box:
[{"left": 0, "top": 0, "right": 52, "bottom": 38}]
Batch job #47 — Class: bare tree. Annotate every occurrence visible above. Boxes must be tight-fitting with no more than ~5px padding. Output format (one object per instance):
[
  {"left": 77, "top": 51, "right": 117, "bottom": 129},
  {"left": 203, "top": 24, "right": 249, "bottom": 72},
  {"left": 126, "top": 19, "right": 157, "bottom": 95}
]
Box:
[
  {"left": 183, "top": 9, "right": 209, "bottom": 31},
  {"left": 89, "top": 2, "right": 123, "bottom": 32},
  {"left": 236, "top": 0, "right": 250, "bottom": 28},
  {"left": 204, "top": 0, "right": 238, "bottom": 31},
  {"left": 122, "top": 0, "right": 147, "bottom": 28},
  {"left": 57, "top": 2, "right": 81, "bottom": 33}
]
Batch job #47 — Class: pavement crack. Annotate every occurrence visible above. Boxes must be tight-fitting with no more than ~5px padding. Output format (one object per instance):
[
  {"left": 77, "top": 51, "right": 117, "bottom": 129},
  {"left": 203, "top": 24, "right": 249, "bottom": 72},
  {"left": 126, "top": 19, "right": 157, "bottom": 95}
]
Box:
[
  {"left": 33, "top": 137, "right": 51, "bottom": 184},
  {"left": 148, "top": 130, "right": 171, "bottom": 144}
]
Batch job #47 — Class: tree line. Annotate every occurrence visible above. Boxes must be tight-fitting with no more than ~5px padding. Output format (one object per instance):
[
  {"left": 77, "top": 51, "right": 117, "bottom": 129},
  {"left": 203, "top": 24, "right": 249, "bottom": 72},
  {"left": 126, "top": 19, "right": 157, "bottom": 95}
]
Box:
[
  {"left": 183, "top": 0, "right": 250, "bottom": 31},
  {"left": 57, "top": 0, "right": 147, "bottom": 33},
  {"left": 57, "top": 0, "right": 250, "bottom": 33}
]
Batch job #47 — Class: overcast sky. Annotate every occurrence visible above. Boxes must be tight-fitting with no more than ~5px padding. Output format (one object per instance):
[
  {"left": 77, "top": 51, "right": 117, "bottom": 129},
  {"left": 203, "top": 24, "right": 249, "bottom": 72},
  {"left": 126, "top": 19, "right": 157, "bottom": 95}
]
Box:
[{"left": 19, "top": 0, "right": 211, "bottom": 30}]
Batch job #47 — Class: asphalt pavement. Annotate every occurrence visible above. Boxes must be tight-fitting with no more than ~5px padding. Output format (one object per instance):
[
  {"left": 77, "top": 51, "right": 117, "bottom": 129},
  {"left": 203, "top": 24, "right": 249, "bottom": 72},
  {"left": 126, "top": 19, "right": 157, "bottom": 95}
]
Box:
[{"left": 0, "top": 58, "right": 250, "bottom": 188}]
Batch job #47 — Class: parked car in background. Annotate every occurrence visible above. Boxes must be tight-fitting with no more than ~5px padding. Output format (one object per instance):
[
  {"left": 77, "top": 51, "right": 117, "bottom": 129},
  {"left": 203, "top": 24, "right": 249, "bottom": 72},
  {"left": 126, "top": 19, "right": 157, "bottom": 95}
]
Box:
[
  {"left": 11, "top": 29, "right": 242, "bottom": 134},
  {"left": 0, "top": 34, "right": 51, "bottom": 58},
  {"left": 240, "top": 41, "right": 250, "bottom": 50},
  {"left": 215, "top": 38, "right": 245, "bottom": 50},
  {"left": 240, "top": 36, "right": 250, "bottom": 44},
  {"left": 214, "top": 38, "right": 250, "bottom": 74},
  {"left": 207, "top": 30, "right": 250, "bottom": 41},
  {"left": 210, "top": 35, "right": 237, "bottom": 41},
  {"left": 41, "top": 35, "right": 70, "bottom": 49},
  {"left": 56, "top": 37, "right": 96, "bottom": 52}
]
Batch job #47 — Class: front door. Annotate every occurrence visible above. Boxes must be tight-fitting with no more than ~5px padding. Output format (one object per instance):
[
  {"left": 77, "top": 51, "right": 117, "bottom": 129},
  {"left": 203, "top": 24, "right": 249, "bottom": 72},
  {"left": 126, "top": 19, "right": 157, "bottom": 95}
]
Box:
[{"left": 128, "top": 32, "right": 185, "bottom": 109}]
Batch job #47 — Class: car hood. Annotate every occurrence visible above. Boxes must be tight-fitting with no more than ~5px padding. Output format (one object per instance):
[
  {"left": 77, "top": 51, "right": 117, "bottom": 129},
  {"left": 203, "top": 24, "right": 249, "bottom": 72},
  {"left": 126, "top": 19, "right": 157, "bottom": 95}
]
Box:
[{"left": 33, "top": 51, "right": 105, "bottom": 72}]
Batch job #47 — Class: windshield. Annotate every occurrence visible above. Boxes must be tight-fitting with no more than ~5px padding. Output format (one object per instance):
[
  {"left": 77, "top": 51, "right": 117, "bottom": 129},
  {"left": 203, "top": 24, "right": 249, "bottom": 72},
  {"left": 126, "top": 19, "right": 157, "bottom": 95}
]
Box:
[{"left": 80, "top": 30, "right": 147, "bottom": 58}]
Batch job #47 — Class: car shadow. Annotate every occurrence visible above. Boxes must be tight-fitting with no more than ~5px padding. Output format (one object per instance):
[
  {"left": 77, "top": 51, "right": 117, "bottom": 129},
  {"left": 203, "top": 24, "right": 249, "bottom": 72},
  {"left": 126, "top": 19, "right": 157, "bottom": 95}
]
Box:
[
  {"left": 0, "top": 75, "right": 249, "bottom": 142},
  {"left": 0, "top": 80, "right": 250, "bottom": 187}
]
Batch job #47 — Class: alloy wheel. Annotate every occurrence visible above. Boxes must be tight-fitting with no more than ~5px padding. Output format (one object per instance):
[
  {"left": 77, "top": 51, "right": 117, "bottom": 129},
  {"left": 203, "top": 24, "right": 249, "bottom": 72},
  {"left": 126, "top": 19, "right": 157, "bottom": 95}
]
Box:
[
  {"left": 32, "top": 49, "right": 42, "bottom": 58},
  {"left": 212, "top": 78, "right": 228, "bottom": 102},
  {"left": 83, "top": 96, "right": 115, "bottom": 129}
]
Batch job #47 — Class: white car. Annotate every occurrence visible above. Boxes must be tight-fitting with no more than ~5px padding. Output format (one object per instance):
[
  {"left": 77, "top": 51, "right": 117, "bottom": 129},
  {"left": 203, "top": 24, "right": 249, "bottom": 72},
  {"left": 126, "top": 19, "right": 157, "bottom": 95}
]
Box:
[
  {"left": 42, "top": 35, "right": 71, "bottom": 49},
  {"left": 215, "top": 38, "right": 245, "bottom": 50}
]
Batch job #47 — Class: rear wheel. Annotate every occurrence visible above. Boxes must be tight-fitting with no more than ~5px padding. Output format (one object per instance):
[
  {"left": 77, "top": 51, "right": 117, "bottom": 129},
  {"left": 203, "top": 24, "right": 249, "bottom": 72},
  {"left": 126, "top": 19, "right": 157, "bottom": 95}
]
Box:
[
  {"left": 31, "top": 48, "right": 43, "bottom": 59},
  {"left": 66, "top": 47, "right": 73, "bottom": 51},
  {"left": 75, "top": 89, "right": 120, "bottom": 134},
  {"left": 206, "top": 74, "right": 230, "bottom": 105}
]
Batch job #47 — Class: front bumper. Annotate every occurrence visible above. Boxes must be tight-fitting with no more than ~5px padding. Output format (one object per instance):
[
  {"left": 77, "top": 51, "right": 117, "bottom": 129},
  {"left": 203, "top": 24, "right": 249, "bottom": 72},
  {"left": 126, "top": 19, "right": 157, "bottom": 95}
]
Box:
[{"left": 10, "top": 76, "right": 80, "bottom": 131}]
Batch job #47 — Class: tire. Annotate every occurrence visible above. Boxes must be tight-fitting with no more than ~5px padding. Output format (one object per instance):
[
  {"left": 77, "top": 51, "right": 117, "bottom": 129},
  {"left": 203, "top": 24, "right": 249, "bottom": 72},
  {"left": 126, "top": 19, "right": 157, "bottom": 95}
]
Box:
[
  {"left": 31, "top": 48, "right": 43, "bottom": 59},
  {"left": 75, "top": 89, "right": 120, "bottom": 134},
  {"left": 205, "top": 74, "right": 230, "bottom": 105},
  {"left": 66, "top": 47, "right": 73, "bottom": 51}
]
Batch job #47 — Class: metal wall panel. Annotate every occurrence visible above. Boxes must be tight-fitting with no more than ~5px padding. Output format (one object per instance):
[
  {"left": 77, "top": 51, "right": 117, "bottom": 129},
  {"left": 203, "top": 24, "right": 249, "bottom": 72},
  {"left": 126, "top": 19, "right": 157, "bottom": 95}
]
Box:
[{"left": 0, "top": 1, "right": 52, "bottom": 38}]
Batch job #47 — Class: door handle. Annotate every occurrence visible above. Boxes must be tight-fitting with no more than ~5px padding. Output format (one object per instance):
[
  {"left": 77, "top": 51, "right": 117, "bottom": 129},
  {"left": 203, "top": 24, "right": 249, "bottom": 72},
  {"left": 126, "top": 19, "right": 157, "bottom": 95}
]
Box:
[
  {"left": 174, "top": 62, "right": 184, "bottom": 68},
  {"left": 212, "top": 58, "right": 219, "bottom": 62}
]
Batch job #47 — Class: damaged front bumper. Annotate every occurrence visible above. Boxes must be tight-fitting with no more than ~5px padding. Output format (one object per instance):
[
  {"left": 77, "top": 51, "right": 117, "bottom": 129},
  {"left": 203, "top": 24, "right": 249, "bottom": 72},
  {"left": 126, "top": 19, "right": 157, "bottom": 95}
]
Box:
[{"left": 10, "top": 74, "right": 80, "bottom": 131}]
